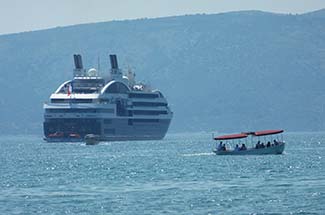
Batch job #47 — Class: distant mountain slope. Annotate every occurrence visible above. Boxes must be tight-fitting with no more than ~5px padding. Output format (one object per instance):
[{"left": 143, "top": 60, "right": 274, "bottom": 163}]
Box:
[{"left": 1, "top": 10, "right": 325, "bottom": 135}]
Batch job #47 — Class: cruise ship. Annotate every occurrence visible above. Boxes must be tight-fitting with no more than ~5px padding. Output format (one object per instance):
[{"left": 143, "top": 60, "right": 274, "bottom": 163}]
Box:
[{"left": 43, "top": 54, "right": 173, "bottom": 142}]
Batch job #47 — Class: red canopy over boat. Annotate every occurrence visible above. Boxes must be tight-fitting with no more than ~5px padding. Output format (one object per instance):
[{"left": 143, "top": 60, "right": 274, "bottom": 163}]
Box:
[
  {"left": 253, "top": 129, "right": 284, "bottom": 136},
  {"left": 214, "top": 133, "right": 248, "bottom": 140}
]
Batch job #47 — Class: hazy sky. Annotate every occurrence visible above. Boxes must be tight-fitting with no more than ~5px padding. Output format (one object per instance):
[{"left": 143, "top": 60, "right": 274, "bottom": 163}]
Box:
[{"left": 1, "top": 0, "right": 325, "bottom": 35}]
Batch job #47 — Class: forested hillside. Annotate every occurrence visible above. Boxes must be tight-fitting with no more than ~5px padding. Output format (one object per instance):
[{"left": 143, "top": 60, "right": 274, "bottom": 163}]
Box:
[{"left": 1, "top": 10, "right": 325, "bottom": 134}]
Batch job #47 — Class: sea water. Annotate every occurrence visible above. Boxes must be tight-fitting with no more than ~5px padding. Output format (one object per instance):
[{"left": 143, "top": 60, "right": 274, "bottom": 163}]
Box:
[{"left": 0, "top": 132, "right": 324, "bottom": 214}]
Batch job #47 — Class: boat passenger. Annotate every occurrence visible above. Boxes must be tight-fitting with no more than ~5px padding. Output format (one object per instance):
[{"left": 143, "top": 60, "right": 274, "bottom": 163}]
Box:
[
  {"left": 222, "top": 143, "right": 227, "bottom": 151},
  {"left": 217, "top": 142, "right": 223, "bottom": 151},
  {"left": 267, "top": 141, "right": 271, "bottom": 148},
  {"left": 234, "top": 144, "right": 240, "bottom": 151},
  {"left": 273, "top": 139, "right": 278, "bottom": 145},
  {"left": 261, "top": 143, "right": 265, "bottom": 148},
  {"left": 240, "top": 144, "right": 247, "bottom": 151},
  {"left": 255, "top": 141, "right": 261, "bottom": 149}
]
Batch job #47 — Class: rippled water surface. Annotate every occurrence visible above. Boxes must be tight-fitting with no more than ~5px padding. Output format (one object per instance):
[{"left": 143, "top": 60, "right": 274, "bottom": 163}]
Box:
[{"left": 0, "top": 132, "right": 324, "bottom": 214}]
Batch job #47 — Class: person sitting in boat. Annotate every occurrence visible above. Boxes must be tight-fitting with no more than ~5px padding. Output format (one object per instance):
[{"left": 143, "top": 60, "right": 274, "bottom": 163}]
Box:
[
  {"left": 240, "top": 144, "right": 247, "bottom": 151},
  {"left": 234, "top": 144, "right": 240, "bottom": 151},
  {"left": 222, "top": 143, "right": 227, "bottom": 151},
  {"left": 255, "top": 141, "right": 261, "bottom": 149},
  {"left": 273, "top": 139, "right": 278, "bottom": 145},
  {"left": 260, "top": 142, "right": 265, "bottom": 148},
  {"left": 267, "top": 141, "right": 271, "bottom": 147},
  {"left": 217, "top": 142, "right": 223, "bottom": 151}
]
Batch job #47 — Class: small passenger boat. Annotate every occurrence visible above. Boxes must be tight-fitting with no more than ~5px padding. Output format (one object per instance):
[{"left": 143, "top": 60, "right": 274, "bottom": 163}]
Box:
[
  {"left": 84, "top": 134, "right": 100, "bottom": 145},
  {"left": 213, "top": 130, "right": 285, "bottom": 155}
]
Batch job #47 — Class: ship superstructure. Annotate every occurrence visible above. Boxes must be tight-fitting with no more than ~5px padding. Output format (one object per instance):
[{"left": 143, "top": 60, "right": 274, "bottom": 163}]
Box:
[{"left": 43, "top": 54, "right": 173, "bottom": 142}]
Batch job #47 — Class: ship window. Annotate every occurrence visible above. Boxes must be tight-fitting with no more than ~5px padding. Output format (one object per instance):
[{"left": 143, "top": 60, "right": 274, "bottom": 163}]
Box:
[
  {"left": 133, "top": 110, "right": 167, "bottom": 115},
  {"left": 45, "top": 108, "right": 114, "bottom": 113},
  {"left": 128, "top": 110, "right": 133, "bottom": 116},
  {"left": 100, "top": 98, "right": 110, "bottom": 103},
  {"left": 51, "top": 99, "right": 65, "bottom": 103},
  {"left": 133, "top": 119, "right": 159, "bottom": 123},
  {"left": 51, "top": 99, "right": 93, "bottom": 103},
  {"left": 133, "top": 102, "right": 167, "bottom": 107},
  {"left": 104, "top": 129, "right": 115, "bottom": 134},
  {"left": 104, "top": 82, "right": 129, "bottom": 94},
  {"left": 128, "top": 119, "right": 133, "bottom": 125},
  {"left": 99, "top": 109, "right": 114, "bottom": 113},
  {"left": 104, "top": 119, "right": 112, "bottom": 124},
  {"left": 76, "top": 99, "right": 93, "bottom": 103},
  {"left": 128, "top": 93, "right": 158, "bottom": 98}
]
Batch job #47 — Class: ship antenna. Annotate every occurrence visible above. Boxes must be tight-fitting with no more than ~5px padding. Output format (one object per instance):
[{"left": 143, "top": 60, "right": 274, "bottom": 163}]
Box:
[{"left": 97, "top": 56, "right": 101, "bottom": 76}]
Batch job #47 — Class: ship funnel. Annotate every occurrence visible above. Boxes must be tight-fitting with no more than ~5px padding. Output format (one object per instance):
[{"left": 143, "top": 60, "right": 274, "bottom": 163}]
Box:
[
  {"left": 73, "top": 54, "right": 83, "bottom": 69},
  {"left": 73, "top": 54, "right": 85, "bottom": 77},
  {"left": 109, "top": 54, "right": 119, "bottom": 69},
  {"left": 109, "top": 54, "right": 123, "bottom": 80}
]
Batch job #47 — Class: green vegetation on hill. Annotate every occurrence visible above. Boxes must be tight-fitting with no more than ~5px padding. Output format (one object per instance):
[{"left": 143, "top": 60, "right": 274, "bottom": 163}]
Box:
[{"left": 1, "top": 10, "right": 325, "bottom": 134}]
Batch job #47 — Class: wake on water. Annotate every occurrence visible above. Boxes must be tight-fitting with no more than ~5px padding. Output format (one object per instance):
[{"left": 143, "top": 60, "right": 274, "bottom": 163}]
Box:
[{"left": 181, "top": 152, "right": 215, "bottom": 157}]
